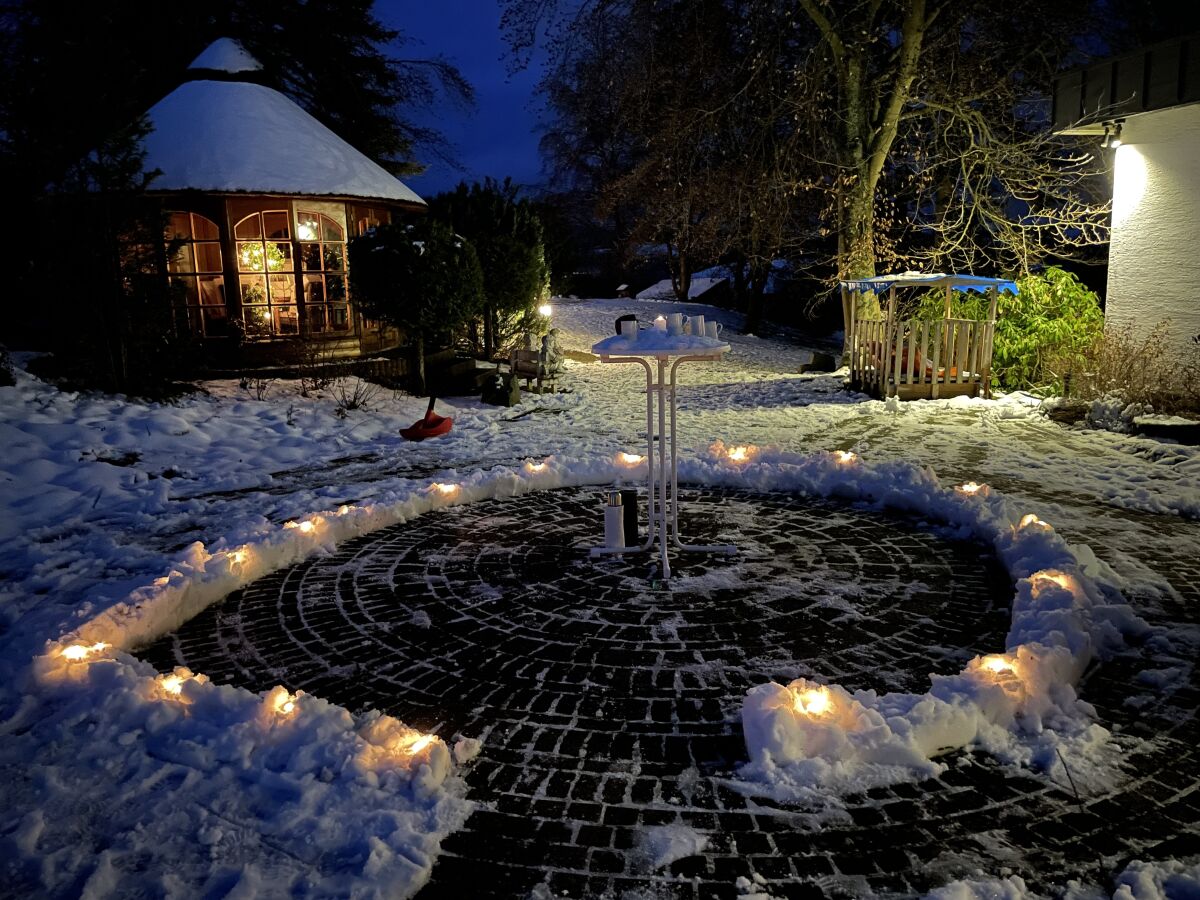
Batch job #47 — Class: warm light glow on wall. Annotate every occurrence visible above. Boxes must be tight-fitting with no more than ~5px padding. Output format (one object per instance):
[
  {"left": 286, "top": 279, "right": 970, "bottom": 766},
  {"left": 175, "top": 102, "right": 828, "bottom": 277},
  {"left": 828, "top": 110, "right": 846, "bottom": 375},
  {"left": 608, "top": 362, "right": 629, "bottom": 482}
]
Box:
[{"left": 1112, "top": 144, "right": 1147, "bottom": 229}]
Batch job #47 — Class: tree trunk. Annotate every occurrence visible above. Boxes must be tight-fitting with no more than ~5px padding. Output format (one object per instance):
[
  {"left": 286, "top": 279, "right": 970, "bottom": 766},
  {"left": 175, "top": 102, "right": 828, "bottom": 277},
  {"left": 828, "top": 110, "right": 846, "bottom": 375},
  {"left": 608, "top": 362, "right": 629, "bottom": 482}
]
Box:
[
  {"left": 744, "top": 259, "right": 769, "bottom": 335},
  {"left": 412, "top": 331, "right": 427, "bottom": 396},
  {"left": 844, "top": 178, "right": 882, "bottom": 318},
  {"left": 676, "top": 251, "right": 691, "bottom": 303},
  {"left": 483, "top": 305, "right": 496, "bottom": 361}
]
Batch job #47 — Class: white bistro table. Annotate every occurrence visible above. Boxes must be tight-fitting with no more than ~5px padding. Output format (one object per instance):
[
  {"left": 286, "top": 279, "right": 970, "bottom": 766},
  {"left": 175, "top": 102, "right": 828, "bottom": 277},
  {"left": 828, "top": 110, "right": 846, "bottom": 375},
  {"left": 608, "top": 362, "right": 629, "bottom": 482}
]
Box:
[{"left": 590, "top": 329, "right": 737, "bottom": 579}]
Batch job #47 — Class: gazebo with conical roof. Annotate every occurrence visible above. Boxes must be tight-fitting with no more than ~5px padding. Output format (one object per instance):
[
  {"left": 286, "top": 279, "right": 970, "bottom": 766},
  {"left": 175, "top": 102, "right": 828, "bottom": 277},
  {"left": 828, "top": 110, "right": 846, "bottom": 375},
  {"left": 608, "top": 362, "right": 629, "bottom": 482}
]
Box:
[{"left": 144, "top": 38, "right": 425, "bottom": 355}]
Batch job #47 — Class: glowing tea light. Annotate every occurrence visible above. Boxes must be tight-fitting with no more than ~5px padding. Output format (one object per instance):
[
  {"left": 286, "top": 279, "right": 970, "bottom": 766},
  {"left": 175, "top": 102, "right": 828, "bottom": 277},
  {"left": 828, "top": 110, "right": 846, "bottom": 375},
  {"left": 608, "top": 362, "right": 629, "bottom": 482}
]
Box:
[
  {"left": 792, "top": 686, "right": 833, "bottom": 717},
  {"left": 835, "top": 450, "right": 857, "bottom": 463},
  {"left": 338, "top": 505, "right": 352, "bottom": 515},
  {"left": 270, "top": 690, "right": 299, "bottom": 717},
  {"left": 538, "top": 302, "right": 553, "bottom": 317},
  {"left": 1018, "top": 514, "right": 1049, "bottom": 530},
  {"left": 525, "top": 460, "right": 548, "bottom": 473},
  {"left": 230, "top": 548, "right": 249, "bottom": 565},
  {"left": 727, "top": 446, "right": 751, "bottom": 463},
  {"left": 158, "top": 673, "right": 185, "bottom": 695},
  {"left": 61, "top": 642, "right": 110, "bottom": 662},
  {"left": 399, "top": 733, "right": 435, "bottom": 755},
  {"left": 284, "top": 519, "right": 317, "bottom": 533},
  {"left": 1032, "top": 570, "right": 1076, "bottom": 594},
  {"left": 956, "top": 481, "right": 985, "bottom": 495},
  {"left": 619, "top": 452, "right": 645, "bottom": 466},
  {"left": 431, "top": 482, "right": 459, "bottom": 495},
  {"left": 653, "top": 315, "right": 667, "bottom": 331},
  {"left": 979, "top": 655, "right": 1015, "bottom": 675}
]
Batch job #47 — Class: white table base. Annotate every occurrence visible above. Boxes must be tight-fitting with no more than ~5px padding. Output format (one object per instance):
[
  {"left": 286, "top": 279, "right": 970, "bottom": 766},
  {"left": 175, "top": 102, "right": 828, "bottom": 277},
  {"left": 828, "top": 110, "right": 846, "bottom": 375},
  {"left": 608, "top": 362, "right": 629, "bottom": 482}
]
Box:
[{"left": 590, "top": 353, "right": 736, "bottom": 579}]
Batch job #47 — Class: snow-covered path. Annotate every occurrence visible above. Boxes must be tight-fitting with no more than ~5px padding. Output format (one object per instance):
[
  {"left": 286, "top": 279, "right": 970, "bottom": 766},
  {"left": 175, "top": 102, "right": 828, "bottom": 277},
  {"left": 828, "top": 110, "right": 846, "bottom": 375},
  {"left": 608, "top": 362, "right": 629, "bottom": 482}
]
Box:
[{"left": 2, "top": 296, "right": 1199, "bottom": 897}]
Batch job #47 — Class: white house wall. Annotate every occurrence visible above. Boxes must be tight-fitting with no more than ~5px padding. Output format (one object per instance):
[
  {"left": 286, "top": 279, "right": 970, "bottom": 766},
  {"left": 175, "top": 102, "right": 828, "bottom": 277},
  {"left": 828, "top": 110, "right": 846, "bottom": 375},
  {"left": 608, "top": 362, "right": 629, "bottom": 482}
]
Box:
[{"left": 1107, "top": 102, "right": 1200, "bottom": 357}]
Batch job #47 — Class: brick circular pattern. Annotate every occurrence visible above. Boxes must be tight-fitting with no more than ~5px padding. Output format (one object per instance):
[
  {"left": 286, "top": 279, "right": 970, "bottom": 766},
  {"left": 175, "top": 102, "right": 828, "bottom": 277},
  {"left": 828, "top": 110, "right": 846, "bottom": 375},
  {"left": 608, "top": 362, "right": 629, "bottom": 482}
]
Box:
[{"left": 141, "top": 487, "right": 1200, "bottom": 898}]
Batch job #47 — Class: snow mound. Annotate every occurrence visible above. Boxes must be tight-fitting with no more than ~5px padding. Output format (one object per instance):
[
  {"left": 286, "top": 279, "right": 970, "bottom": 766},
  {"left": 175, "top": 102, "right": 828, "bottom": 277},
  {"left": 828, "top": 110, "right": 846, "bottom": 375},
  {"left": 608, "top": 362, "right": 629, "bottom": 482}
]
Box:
[{"left": 3, "top": 650, "right": 471, "bottom": 898}]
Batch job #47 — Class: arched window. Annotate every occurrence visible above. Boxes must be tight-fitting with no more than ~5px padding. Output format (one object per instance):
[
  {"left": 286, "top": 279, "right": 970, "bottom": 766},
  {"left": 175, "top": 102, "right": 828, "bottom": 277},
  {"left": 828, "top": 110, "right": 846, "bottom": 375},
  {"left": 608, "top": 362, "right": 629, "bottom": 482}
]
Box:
[
  {"left": 297, "top": 210, "right": 349, "bottom": 333},
  {"left": 165, "top": 212, "right": 227, "bottom": 337},
  {"left": 235, "top": 210, "right": 297, "bottom": 337}
]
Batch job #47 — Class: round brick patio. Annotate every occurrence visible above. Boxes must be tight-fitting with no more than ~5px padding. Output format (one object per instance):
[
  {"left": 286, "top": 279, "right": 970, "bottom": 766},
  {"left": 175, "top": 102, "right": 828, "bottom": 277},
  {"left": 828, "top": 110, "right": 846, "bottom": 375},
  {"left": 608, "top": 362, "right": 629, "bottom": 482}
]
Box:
[{"left": 140, "top": 486, "right": 1200, "bottom": 898}]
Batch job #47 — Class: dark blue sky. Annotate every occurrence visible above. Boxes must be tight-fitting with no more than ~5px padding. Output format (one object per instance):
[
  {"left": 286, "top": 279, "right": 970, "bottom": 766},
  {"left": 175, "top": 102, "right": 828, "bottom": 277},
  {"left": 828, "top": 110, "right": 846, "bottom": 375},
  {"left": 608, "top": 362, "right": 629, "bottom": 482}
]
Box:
[{"left": 377, "top": 0, "right": 547, "bottom": 197}]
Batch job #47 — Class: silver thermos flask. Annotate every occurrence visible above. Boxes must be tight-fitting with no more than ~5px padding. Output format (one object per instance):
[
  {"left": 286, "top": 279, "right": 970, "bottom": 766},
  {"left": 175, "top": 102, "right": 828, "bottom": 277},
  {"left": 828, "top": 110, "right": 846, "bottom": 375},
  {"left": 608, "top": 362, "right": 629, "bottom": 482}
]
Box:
[{"left": 604, "top": 490, "right": 625, "bottom": 548}]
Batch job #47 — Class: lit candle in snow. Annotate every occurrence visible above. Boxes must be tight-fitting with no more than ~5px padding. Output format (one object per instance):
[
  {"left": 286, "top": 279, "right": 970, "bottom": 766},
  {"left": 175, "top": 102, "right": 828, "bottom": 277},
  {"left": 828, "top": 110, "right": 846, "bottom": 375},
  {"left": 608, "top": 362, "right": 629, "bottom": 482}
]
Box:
[
  {"left": 60, "top": 642, "right": 110, "bottom": 662},
  {"left": 791, "top": 685, "right": 833, "bottom": 717}
]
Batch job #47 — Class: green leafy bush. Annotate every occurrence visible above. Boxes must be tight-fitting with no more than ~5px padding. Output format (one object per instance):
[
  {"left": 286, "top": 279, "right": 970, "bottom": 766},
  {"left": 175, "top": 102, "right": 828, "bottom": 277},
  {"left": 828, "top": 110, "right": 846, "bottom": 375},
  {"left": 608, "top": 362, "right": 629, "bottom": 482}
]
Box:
[
  {"left": 912, "top": 267, "right": 1103, "bottom": 392},
  {"left": 348, "top": 220, "right": 484, "bottom": 393},
  {"left": 428, "top": 179, "right": 550, "bottom": 358}
]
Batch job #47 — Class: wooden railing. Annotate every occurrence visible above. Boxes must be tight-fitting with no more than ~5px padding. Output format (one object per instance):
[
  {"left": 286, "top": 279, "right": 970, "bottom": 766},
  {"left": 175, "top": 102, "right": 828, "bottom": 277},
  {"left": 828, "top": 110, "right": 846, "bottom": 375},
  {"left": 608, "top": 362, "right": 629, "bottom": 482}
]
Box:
[{"left": 850, "top": 316, "right": 995, "bottom": 399}]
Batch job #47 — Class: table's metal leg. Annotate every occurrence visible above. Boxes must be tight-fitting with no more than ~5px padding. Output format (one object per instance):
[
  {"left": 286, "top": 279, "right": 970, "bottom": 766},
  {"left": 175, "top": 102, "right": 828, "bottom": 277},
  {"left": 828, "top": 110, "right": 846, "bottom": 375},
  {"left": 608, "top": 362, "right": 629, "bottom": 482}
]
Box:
[
  {"left": 657, "top": 357, "right": 671, "bottom": 579},
  {"left": 667, "top": 357, "right": 737, "bottom": 556},
  {"left": 588, "top": 357, "right": 656, "bottom": 557}
]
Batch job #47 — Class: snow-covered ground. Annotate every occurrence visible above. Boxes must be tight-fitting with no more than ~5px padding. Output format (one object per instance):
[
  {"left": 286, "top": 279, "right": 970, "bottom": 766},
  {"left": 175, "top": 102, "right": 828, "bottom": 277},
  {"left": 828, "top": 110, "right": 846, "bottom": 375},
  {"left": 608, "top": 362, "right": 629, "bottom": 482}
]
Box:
[{"left": 2, "top": 296, "right": 1199, "bottom": 896}]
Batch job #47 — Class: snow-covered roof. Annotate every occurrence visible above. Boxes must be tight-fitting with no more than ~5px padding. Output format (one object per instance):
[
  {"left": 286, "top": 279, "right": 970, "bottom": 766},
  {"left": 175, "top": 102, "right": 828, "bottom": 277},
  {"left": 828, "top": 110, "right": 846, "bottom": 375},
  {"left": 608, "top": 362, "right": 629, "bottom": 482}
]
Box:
[
  {"left": 840, "top": 272, "right": 1019, "bottom": 295},
  {"left": 636, "top": 277, "right": 726, "bottom": 301},
  {"left": 142, "top": 79, "right": 425, "bottom": 205},
  {"left": 187, "top": 38, "right": 262, "bottom": 74}
]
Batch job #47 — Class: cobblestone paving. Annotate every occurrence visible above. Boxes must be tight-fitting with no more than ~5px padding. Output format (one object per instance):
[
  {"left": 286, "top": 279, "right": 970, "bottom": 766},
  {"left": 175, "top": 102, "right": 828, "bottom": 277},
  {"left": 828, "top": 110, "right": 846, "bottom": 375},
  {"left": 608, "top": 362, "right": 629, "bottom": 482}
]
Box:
[{"left": 140, "top": 487, "right": 1200, "bottom": 898}]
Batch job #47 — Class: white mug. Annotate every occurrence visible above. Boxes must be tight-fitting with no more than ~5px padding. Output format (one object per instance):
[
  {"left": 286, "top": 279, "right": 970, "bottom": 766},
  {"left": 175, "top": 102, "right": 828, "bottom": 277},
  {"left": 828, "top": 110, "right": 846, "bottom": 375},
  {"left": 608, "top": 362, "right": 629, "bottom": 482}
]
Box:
[
  {"left": 705, "top": 321, "right": 723, "bottom": 339},
  {"left": 619, "top": 319, "right": 638, "bottom": 339},
  {"left": 667, "top": 313, "right": 683, "bottom": 335},
  {"left": 690, "top": 314, "right": 705, "bottom": 337}
]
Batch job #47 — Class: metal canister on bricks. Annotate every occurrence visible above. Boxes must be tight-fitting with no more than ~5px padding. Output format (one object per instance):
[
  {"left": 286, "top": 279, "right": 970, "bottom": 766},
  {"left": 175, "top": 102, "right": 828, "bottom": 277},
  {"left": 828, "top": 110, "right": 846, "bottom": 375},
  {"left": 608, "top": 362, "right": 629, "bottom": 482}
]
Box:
[{"left": 604, "top": 490, "right": 625, "bottom": 548}]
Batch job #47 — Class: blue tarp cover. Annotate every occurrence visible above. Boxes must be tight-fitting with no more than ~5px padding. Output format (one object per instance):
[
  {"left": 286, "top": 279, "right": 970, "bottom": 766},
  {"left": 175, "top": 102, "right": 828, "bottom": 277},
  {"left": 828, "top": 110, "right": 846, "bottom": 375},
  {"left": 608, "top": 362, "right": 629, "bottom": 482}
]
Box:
[{"left": 840, "top": 273, "right": 1019, "bottom": 295}]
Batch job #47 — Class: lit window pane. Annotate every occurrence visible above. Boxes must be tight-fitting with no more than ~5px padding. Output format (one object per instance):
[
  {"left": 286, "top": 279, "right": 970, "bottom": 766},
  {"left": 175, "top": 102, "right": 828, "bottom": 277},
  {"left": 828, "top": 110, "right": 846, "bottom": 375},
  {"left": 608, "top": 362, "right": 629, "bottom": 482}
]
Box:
[
  {"left": 168, "top": 244, "right": 195, "bottom": 274},
  {"left": 329, "top": 306, "right": 350, "bottom": 331},
  {"left": 198, "top": 275, "right": 225, "bottom": 306},
  {"left": 166, "top": 212, "right": 191, "bottom": 240},
  {"left": 301, "top": 243, "right": 322, "bottom": 270},
  {"left": 243, "top": 305, "right": 271, "bottom": 337},
  {"left": 191, "top": 215, "right": 220, "bottom": 241},
  {"left": 172, "top": 276, "right": 200, "bottom": 307},
  {"left": 326, "top": 274, "right": 346, "bottom": 302},
  {"left": 269, "top": 273, "right": 296, "bottom": 303},
  {"left": 268, "top": 242, "right": 292, "bottom": 271},
  {"left": 240, "top": 275, "right": 268, "bottom": 306},
  {"left": 321, "top": 215, "right": 344, "bottom": 242},
  {"left": 296, "top": 212, "right": 320, "bottom": 242},
  {"left": 263, "top": 211, "right": 290, "bottom": 240},
  {"left": 323, "top": 245, "right": 344, "bottom": 271},
  {"left": 275, "top": 305, "right": 299, "bottom": 335},
  {"left": 234, "top": 214, "right": 262, "bottom": 240},
  {"left": 308, "top": 304, "right": 327, "bottom": 333},
  {"left": 238, "top": 242, "right": 264, "bottom": 271},
  {"left": 303, "top": 274, "right": 324, "bottom": 304},
  {"left": 195, "top": 242, "right": 223, "bottom": 273}
]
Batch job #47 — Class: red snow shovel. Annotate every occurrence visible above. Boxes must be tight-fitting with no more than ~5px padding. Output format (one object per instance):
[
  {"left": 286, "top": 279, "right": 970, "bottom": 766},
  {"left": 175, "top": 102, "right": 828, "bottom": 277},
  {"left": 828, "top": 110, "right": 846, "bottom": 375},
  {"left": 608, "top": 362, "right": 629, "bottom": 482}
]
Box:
[{"left": 400, "top": 397, "right": 453, "bottom": 441}]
